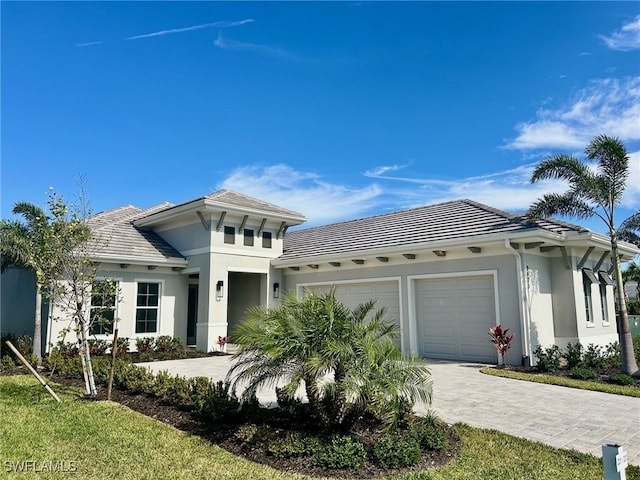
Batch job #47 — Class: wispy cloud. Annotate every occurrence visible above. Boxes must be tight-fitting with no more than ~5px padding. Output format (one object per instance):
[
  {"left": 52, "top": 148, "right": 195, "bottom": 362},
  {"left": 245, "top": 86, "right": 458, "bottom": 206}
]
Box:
[
  {"left": 219, "top": 164, "right": 380, "bottom": 225},
  {"left": 127, "top": 19, "right": 254, "bottom": 40},
  {"left": 364, "top": 164, "right": 407, "bottom": 177},
  {"left": 217, "top": 157, "right": 639, "bottom": 228},
  {"left": 600, "top": 15, "right": 640, "bottom": 51},
  {"left": 75, "top": 41, "right": 103, "bottom": 47},
  {"left": 214, "top": 32, "right": 294, "bottom": 59},
  {"left": 503, "top": 77, "right": 640, "bottom": 151}
]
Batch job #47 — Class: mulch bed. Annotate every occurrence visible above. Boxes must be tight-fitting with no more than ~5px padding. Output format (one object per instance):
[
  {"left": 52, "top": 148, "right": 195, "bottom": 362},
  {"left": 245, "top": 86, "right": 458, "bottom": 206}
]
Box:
[{"left": 3, "top": 368, "right": 460, "bottom": 478}]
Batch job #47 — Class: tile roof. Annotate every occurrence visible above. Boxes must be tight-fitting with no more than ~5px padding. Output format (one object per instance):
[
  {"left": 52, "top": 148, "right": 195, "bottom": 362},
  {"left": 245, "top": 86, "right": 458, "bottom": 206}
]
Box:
[
  {"left": 88, "top": 204, "right": 186, "bottom": 264},
  {"left": 135, "top": 189, "right": 306, "bottom": 223},
  {"left": 279, "top": 199, "right": 587, "bottom": 261}
]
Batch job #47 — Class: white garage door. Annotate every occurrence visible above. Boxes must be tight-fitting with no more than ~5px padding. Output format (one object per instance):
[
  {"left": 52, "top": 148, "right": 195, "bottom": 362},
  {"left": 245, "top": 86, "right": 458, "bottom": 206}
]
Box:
[
  {"left": 416, "top": 275, "right": 496, "bottom": 363},
  {"left": 306, "top": 281, "right": 401, "bottom": 347}
]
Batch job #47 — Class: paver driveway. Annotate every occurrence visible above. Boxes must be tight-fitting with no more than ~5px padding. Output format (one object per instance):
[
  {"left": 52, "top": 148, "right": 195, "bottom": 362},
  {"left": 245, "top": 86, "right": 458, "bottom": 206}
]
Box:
[{"left": 140, "top": 356, "right": 640, "bottom": 465}]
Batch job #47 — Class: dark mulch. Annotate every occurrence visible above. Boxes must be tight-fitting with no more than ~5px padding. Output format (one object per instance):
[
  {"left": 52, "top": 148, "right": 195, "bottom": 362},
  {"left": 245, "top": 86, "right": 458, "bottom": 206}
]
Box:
[{"left": 3, "top": 368, "right": 460, "bottom": 479}]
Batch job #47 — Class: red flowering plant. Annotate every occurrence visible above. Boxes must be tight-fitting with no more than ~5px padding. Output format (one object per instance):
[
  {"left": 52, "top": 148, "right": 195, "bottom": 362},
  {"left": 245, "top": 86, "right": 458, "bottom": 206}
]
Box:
[
  {"left": 217, "top": 336, "right": 230, "bottom": 352},
  {"left": 488, "top": 325, "right": 515, "bottom": 366}
]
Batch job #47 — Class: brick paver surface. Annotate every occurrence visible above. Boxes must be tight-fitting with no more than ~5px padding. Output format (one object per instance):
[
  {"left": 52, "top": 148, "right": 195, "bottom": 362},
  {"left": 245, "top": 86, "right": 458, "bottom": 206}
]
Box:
[{"left": 141, "top": 356, "right": 640, "bottom": 465}]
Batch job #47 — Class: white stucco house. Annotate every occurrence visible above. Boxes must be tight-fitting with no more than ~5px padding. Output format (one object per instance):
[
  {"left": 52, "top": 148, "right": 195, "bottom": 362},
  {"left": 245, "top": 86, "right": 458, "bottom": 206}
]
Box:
[{"left": 2, "top": 189, "right": 638, "bottom": 365}]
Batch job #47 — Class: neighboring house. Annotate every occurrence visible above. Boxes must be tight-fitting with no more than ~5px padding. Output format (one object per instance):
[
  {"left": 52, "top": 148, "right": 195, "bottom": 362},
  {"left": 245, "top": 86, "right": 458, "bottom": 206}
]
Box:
[{"left": 2, "top": 190, "right": 638, "bottom": 365}]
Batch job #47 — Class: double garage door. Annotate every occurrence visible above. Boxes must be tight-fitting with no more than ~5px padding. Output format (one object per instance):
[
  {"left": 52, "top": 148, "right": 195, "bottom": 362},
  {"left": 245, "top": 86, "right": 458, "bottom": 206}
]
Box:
[
  {"left": 305, "top": 281, "right": 402, "bottom": 347},
  {"left": 416, "top": 275, "right": 497, "bottom": 363},
  {"left": 304, "top": 275, "right": 497, "bottom": 363}
]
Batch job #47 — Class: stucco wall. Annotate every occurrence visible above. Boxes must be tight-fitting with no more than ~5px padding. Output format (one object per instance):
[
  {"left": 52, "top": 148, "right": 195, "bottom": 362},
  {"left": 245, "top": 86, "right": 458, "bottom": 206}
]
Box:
[
  {"left": 281, "top": 253, "right": 522, "bottom": 361},
  {"left": 46, "top": 264, "right": 188, "bottom": 352},
  {"left": 522, "top": 253, "right": 556, "bottom": 349}
]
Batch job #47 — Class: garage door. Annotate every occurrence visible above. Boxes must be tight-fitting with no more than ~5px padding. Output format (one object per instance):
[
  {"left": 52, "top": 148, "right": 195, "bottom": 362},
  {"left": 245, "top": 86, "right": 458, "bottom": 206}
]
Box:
[
  {"left": 306, "top": 281, "right": 401, "bottom": 347},
  {"left": 416, "top": 275, "right": 496, "bottom": 363}
]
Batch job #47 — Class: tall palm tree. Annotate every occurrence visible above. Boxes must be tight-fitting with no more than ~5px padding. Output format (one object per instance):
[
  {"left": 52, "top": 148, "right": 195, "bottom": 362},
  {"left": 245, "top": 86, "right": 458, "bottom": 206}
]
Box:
[
  {"left": 619, "top": 211, "right": 640, "bottom": 247},
  {"left": 227, "top": 289, "right": 432, "bottom": 430},
  {"left": 528, "top": 134, "right": 639, "bottom": 376},
  {"left": 1, "top": 202, "right": 52, "bottom": 361}
]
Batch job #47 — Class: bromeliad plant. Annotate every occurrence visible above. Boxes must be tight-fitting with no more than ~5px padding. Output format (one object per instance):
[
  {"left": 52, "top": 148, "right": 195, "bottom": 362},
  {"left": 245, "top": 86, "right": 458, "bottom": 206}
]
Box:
[{"left": 488, "top": 325, "right": 515, "bottom": 366}]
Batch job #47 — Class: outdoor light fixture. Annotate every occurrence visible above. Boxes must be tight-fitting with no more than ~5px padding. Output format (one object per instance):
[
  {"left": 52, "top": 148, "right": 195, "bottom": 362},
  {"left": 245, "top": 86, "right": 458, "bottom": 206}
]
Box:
[
  {"left": 273, "top": 282, "right": 280, "bottom": 299},
  {"left": 216, "top": 280, "right": 224, "bottom": 300}
]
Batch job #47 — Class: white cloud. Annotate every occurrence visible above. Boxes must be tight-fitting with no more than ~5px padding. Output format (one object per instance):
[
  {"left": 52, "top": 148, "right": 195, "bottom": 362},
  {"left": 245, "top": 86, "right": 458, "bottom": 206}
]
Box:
[
  {"left": 364, "top": 164, "right": 407, "bottom": 177},
  {"left": 217, "top": 159, "right": 639, "bottom": 227},
  {"left": 600, "top": 15, "right": 640, "bottom": 51},
  {"left": 214, "top": 32, "right": 294, "bottom": 59},
  {"left": 504, "top": 77, "right": 640, "bottom": 151},
  {"left": 75, "top": 41, "right": 103, "bottom": 47},
  {"left": 127, "top": 19, "right": 254, "bottom": 40},
  {"left": 218, "top": 165, "right": 381, "bottom": 225}
]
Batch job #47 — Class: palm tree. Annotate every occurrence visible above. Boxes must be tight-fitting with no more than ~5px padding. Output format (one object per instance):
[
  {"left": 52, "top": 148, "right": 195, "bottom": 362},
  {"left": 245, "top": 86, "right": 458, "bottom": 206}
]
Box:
[
  {"left": 528, "top": 134, "right": 639, "bottom": 376},
  {"left": 1, "top": 202, "right": 53, "bottom": 362},
  {"left": 227, "top": 289, "right": 432, "bottom": 430},
  {"left": 619, "top": 211, "right": 640, "bottom": 247}
]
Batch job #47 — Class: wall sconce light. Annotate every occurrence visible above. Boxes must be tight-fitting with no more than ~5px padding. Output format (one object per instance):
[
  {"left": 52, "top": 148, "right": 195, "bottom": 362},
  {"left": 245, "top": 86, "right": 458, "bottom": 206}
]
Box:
[
  {"left": 216, "top": 280, "right": 224, "bottom": 300},
  {"left": 273, "top": 282, "right": 280, "bottom": 299}
]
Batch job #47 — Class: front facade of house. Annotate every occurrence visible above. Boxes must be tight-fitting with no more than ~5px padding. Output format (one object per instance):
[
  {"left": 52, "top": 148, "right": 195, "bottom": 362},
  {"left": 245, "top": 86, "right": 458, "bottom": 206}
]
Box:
[{"left": 3, "top": 190, "right": 638, "bottom": 365}]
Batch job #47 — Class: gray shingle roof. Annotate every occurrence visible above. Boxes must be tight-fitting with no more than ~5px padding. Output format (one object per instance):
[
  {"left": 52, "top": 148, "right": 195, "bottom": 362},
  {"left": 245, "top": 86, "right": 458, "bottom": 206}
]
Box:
[
  {"left": 280, "top": 199, "right": 587, "bottom": 261},
  {"left": 88, "top": 205, "right": 186, "bottom": 264}
]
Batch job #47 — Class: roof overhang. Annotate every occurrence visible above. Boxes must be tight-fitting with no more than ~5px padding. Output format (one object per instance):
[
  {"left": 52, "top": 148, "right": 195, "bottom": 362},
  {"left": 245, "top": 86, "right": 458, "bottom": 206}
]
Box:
[
  {"left": 133, "top": 197, "right": 307, "bottom": 228},
  {"left": 90, "top": 253, "right": 189, "bottom": 269}
]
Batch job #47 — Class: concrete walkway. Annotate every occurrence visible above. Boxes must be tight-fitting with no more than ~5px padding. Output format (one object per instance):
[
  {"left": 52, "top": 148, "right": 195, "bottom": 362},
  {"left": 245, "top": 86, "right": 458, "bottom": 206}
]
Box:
[{"left": 139, "top": 356, "right": 640, "bottom": 465}]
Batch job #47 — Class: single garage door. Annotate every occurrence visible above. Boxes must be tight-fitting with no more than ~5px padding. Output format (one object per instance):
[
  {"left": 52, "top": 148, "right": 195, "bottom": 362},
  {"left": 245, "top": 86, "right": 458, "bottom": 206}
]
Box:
[
  {"left": 306, "top": 281, "right": 401, "bottom": 347},
  {"left": 416, "top": 275, "right": 496, "bottom": 363}
]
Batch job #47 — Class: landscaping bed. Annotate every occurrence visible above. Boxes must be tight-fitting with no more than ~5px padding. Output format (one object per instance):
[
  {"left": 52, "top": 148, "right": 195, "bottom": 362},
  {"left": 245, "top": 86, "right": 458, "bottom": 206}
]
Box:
[{"left": 28, "top": 370, "right": 460, "bottom": 479}]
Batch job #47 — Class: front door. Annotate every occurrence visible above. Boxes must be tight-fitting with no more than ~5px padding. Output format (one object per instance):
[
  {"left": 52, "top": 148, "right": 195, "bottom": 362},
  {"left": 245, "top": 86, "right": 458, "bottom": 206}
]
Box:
[{"left": 187, "top": 284, "right": 198, "bottom": 346}]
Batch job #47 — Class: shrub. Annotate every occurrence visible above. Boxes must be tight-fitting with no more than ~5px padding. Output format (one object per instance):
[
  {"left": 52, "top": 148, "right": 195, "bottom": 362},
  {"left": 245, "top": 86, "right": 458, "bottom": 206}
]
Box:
[
  {"left": 122, "top": 365, "right": 154, "bottom": 393},
  {"left": 167, "top": 375, "right": 191, "bottom": 409},
  {"left": 570, "top": 367, "right": 598, "bottom": 380},
  {"left": 534, "top": 345, "right": 562, "bottom": 373},
  {"left": 313, "top": 435, "right": 367, "bottom": 470},
  {"left": 634, "top": 334, "right": 640, "bottom": 364},
  {"left": 582, "top": 344, "right": 607, "bottom": 371},
  {"left": 268, "top": 432, "right": 320, "bottom": 458},
  {"left": 412, "top": 419, "right": 449, "bottom": 452},
  {"left": 609, "top": 373, "right": 635, "bottom": 386},
  {"left": 1, "top": 355, "right": 16, "bottom": 369},
  {"left": 115, "top": 337, "right": 130, "bottom": 355},
  {"left": 372, "top": 432, "right": 421, "bottom": 468},
  {"left": 135, "top": 337, "right": 155, "bottom": 354},
  {"left": 234, "top": 424, "right": 276, "bottom": 447},
  {"left": 564, "top": 342, "right": 583, "bottom": 369},
  {"left": 154, "top": 335, "right": 186, "bottom": 359},
  {"left": 275, "top": 386, "right": 305, "bottom": 415},
  {"left": 87, "top": 339, "right": 109, "bottom": 356},
  {"left": 603, "top": 342, "right": 622, "bottom": 370},
  {"left": 44, "top": 349, "right": 83, "bottom": 378},
  {"left": 628, "top": 300, "right": 640, "bottom": 315},
  {"left": 202, "top": 380, "right": 241, "bottom": 423}
]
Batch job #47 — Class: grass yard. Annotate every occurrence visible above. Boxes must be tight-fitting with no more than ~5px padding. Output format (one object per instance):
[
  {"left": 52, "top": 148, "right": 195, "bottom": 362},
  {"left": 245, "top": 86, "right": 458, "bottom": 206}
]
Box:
[
  {"left": 480, "top": 366, "right": 640, "bottom": 397},
  {"left": 1, "top": 376, "right": 637, "bottom": 480}
]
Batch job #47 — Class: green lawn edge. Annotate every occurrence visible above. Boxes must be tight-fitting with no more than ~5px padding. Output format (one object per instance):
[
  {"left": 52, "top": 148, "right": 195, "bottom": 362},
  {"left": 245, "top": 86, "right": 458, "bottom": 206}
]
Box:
[
  {"left": 2, "top": 375, "right": 639, "bottom": 479},
  {"left": 480, "top": 367, "right": 640, "bottom": 397}
]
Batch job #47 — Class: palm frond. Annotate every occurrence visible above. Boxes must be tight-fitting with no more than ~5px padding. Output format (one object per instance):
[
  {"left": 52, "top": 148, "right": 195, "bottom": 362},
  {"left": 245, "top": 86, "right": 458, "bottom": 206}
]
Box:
[
  {"left": 527, "top": 193, "right": 595, "bottom": 220},
  {"left": 530, "top": 154, "right": 589, "bottom": 184}
]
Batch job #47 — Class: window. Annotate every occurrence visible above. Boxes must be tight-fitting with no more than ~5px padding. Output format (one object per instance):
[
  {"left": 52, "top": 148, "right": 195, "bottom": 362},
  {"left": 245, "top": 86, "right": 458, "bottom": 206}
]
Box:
[
  {"left": 262, "top": 231, "right": 272, "bottom": 248},
  {"left": 224, "top": 226, "right": 235, "bottom": 244},
  {"left": 136, "top": 282, "right": 159, "bottom": 334},
  {"left": 598, "top": 271, "right": 615, "bottom": 325},
  {"left": 90, "top": 280, "right": 117, "bottom": 335},
  {"left": 244, "top": 228, "right": 254, "bottom": 246},
  {"left": 582, "top": 269, "right": 598, "bottom": 325},
  {"left": 599, "top": 283, "right": 609, "bottom": 325}
]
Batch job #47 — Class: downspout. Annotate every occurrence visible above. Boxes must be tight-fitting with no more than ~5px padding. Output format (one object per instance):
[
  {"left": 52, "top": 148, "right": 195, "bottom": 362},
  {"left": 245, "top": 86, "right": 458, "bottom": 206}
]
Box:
[{"left": 505, "top": 239, "right": 531, "bottom": 366}]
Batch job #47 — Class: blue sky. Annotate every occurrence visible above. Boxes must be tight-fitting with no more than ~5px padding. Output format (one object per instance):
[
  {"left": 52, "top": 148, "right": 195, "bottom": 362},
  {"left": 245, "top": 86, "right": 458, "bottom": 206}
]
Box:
[{"left": 2, "top": 1, "right": 639, "bottom": 233}]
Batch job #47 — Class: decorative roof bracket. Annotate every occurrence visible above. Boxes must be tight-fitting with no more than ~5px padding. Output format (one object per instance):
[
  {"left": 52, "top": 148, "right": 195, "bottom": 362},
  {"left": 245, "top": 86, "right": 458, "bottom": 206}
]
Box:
[
  {"left": 196, "top": 211, "right": 211, "bottom": 231},
  {"left": 577, "top": 246, "right": 595, "bottom": 269},
  {"left": 215, "top": 211, "right": 227, "bottom": 232}
]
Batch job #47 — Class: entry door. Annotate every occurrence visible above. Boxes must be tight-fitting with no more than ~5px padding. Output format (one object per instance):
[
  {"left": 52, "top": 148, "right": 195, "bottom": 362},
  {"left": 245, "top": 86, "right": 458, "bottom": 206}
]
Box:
[{"left": 187, "top": 284, "right": 198, "bottom": 346}]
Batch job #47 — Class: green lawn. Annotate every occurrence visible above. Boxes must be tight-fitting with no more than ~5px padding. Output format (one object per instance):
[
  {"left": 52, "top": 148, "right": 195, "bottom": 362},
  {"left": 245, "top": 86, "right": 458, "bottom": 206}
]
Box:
[
  {"left": 1, "top": 376, "right": 637, "bottom": 480},
  {"left": 480, "top": 366, "right": 640, "bottom": 397}
]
